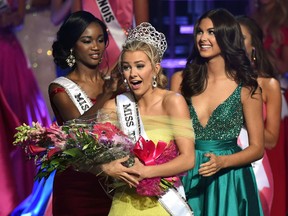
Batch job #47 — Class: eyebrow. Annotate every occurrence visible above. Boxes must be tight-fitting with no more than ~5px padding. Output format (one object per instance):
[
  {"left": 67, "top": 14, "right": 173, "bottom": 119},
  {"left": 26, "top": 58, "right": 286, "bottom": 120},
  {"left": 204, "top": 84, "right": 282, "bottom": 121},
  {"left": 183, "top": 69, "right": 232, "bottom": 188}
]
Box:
[
  {"left": 79, "top": 36, "right": 92, "bottom": 39},
  {"left": 122, "top": 60, "right": 145, "bottom": 64},
  {"left": 198, "top": 27, "right": 214, "bottom": 30},
  {"left": 134, "top": 60, "right": 145, "bottom": 63},
  {"left": 79, "top": 34, "right": 104, "bottom": 39}
]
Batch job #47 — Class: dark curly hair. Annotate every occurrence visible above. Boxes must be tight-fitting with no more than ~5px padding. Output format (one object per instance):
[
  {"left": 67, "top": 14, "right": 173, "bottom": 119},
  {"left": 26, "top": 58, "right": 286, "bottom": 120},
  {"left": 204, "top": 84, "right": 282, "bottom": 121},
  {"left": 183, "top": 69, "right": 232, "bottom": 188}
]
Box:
[
  {"left": 52, "top": 11, "right": 109, "bottom": 70},
  {"left": 236, "top": 15, "right": 278, "bottom": 79},
  {"left": 181, "top": 8, "right": 258, "bottom": 99}
]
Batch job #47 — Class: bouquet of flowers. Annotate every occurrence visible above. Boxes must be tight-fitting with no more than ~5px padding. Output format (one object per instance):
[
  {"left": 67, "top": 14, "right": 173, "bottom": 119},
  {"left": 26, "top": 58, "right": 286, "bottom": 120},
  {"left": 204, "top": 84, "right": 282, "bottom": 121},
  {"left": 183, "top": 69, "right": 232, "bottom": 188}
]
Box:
[
  {"left": 13, "top": 117, "right": 135, "bottom": 180},
  {"left": 13, "top": 116, "right": 183, "bottom": 197}
]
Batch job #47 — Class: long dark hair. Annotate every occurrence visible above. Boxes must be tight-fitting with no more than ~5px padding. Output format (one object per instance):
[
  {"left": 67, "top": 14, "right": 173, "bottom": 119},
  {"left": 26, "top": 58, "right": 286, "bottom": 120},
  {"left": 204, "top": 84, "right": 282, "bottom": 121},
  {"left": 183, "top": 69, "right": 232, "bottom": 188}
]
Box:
[
  {"left": 236, "top": 15, "right": 278, "bottom": 79},
  {"left": 181, "top": 8, "right": 258, "bottom": 99},
  {"left": 52, "top": 11, "right": 109, "bottom": 69}
]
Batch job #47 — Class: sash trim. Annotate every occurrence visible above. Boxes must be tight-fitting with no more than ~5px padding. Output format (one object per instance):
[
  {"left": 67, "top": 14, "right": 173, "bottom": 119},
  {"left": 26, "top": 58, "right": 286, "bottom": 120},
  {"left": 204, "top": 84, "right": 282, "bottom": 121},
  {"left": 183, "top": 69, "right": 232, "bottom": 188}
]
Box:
[{"left": 51, "top": 77, "right": 93, "bottom": 115}]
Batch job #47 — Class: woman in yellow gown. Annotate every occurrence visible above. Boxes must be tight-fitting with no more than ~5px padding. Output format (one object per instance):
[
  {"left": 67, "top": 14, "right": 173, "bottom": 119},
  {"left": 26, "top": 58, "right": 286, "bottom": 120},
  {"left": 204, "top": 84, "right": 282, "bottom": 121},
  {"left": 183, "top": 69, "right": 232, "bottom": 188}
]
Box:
[{"left": 101, "top": 22, "right": 195, "bottom": 216}]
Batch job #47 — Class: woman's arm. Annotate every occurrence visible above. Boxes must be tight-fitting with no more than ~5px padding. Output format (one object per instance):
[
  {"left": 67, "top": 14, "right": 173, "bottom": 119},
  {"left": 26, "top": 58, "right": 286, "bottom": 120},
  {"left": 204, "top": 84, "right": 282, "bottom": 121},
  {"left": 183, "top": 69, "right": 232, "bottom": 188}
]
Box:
[
  {"left": 170, "top": 70, "right": 183, "bottom": 93},
  {"left": 49, "top": 74, "right": 120, "bottom": 122},
  {"left": 261, "top": 78, "right": 282, "bottom": 149},
  {"left": 49, "top": 83, "right": 83, "bottom": 121},
  {"left": 133, "top": 0, "right": 149, "bottom": 25}
]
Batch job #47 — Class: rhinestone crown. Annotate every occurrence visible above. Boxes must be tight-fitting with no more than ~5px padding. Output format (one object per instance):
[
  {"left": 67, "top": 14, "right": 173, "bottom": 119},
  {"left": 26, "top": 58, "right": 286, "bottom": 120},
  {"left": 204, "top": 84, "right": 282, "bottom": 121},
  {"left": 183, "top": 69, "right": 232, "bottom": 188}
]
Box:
[{"left": 125, "top": 22, "right": 167, "bottom": 59}]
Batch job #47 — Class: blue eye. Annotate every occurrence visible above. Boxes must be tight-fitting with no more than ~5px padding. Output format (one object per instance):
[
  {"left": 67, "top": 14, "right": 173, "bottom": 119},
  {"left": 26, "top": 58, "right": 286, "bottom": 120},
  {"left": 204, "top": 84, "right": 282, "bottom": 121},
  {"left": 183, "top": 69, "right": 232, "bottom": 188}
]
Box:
[
  {"left": 122, "top": 65, "right": 131, "bottom": 72},
  {"left": 136, "top": 64, "right": 144, "bottom": 69}
]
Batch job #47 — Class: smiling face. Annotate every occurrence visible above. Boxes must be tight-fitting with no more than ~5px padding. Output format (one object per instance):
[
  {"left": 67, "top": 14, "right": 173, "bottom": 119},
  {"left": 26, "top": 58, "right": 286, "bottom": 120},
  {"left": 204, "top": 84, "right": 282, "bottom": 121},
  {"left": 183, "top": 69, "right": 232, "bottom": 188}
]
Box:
[
  {"left": 121, "top": 50, "right": 159, "bottom": 97},
  {"left": 73, "top": 22, "right": 106, "bottom": 68},
  {"left": 195, "top": 18, "right": 221, "bottom": 60}
]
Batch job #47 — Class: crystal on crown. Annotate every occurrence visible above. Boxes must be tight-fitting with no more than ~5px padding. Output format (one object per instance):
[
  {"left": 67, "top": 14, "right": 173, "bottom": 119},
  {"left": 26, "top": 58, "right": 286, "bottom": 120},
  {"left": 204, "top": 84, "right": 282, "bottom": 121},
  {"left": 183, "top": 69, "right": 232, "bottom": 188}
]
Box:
[{"left": 125, "top": 22, "right": 168, "bottom": 59}]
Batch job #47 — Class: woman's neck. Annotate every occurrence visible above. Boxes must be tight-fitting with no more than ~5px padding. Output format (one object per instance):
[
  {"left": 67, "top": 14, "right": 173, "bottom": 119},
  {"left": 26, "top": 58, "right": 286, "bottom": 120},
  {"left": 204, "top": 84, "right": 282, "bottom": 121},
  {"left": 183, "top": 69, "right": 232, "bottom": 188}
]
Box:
[
  {"left": 206, "top": 56, "right": 227, "bottom": 78},
  {"left": 135, "top": 88, "right": 163, "bottom": 113},
  {"left": 71, "top": 67, "right": 102, "bottom": 83}
]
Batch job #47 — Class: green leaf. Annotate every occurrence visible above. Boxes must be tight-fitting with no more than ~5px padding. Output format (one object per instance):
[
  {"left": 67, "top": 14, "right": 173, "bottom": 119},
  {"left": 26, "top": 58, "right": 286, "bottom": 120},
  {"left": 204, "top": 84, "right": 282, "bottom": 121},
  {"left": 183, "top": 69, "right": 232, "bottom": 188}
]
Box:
[{"left": 63, "top": 148, "right": 83, "bottom": 157}]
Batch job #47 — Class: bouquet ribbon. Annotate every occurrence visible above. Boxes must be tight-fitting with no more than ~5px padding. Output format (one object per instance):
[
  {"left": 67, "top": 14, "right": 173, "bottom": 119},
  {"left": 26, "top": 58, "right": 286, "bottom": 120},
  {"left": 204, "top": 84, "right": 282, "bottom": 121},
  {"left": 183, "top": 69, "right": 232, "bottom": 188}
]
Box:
[
  {"left": 133, "top": 136, "right": 167, "bottom": 165},
  {"left": 29, "top": 145, "right": 61, "bottom": 159}
]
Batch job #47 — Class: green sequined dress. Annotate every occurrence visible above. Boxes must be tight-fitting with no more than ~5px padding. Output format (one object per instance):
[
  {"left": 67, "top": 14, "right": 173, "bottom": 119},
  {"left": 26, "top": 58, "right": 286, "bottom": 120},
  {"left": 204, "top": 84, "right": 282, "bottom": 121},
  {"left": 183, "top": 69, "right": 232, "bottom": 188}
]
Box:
[{"left": 182, "top": 85, "right": 263, "bottom": 216}]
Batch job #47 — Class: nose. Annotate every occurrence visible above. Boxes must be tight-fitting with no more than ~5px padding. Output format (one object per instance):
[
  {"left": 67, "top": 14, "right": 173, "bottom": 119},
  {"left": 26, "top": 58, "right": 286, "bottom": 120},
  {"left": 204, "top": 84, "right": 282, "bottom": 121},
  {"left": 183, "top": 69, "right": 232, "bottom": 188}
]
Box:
[
  {"left": 200, "top": 34, "right": 207, "bottom": 42},
  {"left": 91, "top": 41, "right": 99, "bottom": 50},
  {"left": 128, "top": 67, "right": 137, "bottom": 77}
]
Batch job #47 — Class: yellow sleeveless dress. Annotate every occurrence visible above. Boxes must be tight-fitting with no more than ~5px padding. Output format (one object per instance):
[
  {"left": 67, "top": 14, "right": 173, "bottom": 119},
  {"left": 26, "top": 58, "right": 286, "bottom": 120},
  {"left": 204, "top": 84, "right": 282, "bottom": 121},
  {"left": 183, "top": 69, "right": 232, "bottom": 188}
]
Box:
[{"left": 108, "top": 116, "right": 194, "bottom": 216}]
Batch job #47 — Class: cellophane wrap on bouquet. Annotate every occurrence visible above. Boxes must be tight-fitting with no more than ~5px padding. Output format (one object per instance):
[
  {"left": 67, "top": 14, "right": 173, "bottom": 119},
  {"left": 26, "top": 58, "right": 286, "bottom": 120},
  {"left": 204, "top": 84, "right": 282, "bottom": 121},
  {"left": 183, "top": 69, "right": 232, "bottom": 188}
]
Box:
[
  {"left": 13, "top": 113, "right": 135, "bottom": 181},
  {"left": 13, "top": 111, "right": 190, "bottom": 198}
]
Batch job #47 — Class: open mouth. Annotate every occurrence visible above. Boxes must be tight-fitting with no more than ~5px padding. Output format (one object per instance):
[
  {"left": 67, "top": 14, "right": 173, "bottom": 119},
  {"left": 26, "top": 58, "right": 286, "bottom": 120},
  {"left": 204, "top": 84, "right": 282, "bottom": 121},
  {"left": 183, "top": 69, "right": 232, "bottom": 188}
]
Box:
[
  {"left": 90, "top": 53, "right": 101, "bottom": 59},
  {"left": 200, "top": 44, "right": 212, "bottom": 49},
  {"left": 130, "top": 80, "right": 142, "bottom": 89}
]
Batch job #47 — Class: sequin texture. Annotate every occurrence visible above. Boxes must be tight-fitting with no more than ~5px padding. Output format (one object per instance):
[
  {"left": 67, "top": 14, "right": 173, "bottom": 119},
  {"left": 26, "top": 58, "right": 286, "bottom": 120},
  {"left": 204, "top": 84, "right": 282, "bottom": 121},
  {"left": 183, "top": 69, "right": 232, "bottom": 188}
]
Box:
[{"left": 189, "top": 85, "right": 243, "bottom": 140}]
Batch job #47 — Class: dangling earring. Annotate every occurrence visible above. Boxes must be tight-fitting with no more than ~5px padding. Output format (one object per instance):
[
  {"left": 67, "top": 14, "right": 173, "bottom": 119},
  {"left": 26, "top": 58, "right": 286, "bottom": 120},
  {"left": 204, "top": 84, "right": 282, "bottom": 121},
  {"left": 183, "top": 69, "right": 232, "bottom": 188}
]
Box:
[
  {"left": 152, "top": 75, "right": 157, "bottom": 88},
  {"left": 251, "top": 48, "right": 256, "bottom": 62},
  {"left": 66, "top": 49, "right": 76, "bottom": 67},
  {"left": 124, "top": 79, "right": 130, "bottom": 91}
]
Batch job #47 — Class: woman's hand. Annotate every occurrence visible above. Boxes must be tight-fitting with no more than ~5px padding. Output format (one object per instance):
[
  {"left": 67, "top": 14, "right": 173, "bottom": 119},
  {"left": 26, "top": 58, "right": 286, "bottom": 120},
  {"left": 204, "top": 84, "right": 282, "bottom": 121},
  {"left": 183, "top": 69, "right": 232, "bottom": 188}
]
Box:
[
  {"left": 102, "top": 64, "right": 125, "bottom": 95},
  {"left": 101, "top": 156, "right": 140, "bottom": 187},
  {"left": 198, "top": 153, "right": 224, "bottom": 177},
  {"left": 127, "top": 158, "right": 147, "bottom": 181}
]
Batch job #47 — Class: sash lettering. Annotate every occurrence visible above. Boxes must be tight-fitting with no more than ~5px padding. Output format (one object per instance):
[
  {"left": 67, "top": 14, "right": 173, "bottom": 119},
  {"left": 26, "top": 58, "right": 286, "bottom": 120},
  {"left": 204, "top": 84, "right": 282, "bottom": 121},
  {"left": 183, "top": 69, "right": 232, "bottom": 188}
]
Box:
[
  {"left": 51, "top": 77, "right": 93, "bottom": 115},
  {"left": 95, "top": 0, "right": 127, "bottom": 51},
  {"left": 123, "top": 103, "right": 134, "bottom": 127},
  {"left": 74, "top": 93, "right": 90, "bottom": 111},
  {"left": 96, "top": 0, "right": 114, "bottom": 23}
]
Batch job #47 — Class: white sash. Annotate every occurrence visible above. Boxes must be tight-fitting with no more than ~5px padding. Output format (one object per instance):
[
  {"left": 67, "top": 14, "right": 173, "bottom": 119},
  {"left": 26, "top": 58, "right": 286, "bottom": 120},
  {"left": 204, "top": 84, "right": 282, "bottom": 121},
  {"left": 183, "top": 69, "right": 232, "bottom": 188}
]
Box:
[
  {"left": 51, "top": 77, "right": 93, "bottom": 115},
  {"left": 116, "top": 92, "right": 142, "bottom": 142},
  {"left": 116, "top": 92, "right": 194, "bottom": 216},
  {"left": 95, "top": 0, "right": 127, "bottom": 51}
]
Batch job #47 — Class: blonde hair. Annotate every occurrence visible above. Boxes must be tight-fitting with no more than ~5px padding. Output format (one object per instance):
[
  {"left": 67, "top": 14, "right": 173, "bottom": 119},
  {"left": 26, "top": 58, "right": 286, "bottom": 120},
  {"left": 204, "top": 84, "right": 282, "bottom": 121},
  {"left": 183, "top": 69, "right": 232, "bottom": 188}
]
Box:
[{"left": 119, "top": 41, "right": 168, "bottom": 89}]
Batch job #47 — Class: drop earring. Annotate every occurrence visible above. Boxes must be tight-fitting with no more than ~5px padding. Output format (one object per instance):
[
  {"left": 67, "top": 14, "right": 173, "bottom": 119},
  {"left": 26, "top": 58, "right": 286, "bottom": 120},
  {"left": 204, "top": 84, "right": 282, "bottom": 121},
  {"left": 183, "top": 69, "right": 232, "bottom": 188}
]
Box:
[
  {"left": 66, "top": 49, "right": 76, "bottom": 67},
  {"left": 251, "top": 48, "right": 256, "bottom": 62},
  {"left": 124, "top": 79, "right": 130, "bottom": 91},
  {"left": 152, "top": 75, "right": 157, "bottom": 88}
]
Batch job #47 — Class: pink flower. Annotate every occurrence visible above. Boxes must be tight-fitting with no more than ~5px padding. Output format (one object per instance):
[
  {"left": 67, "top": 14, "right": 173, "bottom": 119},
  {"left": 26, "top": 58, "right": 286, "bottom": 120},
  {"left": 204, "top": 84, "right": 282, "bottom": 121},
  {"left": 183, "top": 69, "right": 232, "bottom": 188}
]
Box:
[
  {"left": 135, "top": 139, "right": 182, "bottom": 196},
  {"left": 92, "top": 122, "right": 126, "bottom": 140}
]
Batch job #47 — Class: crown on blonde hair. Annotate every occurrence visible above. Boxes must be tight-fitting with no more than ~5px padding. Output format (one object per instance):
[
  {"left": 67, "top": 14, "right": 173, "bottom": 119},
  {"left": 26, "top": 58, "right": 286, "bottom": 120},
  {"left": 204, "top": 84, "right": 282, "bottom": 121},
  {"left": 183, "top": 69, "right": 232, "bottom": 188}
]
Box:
[{"left": 125, "top": 22, "right": 168, "bottom": 59}]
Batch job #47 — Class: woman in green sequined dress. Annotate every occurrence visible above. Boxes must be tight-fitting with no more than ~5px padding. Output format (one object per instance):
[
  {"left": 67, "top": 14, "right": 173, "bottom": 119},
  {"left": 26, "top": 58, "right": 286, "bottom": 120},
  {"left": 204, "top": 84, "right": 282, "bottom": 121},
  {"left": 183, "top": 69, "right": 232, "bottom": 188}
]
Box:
[{"left": 174, "top": 8, "right": 264, "bottom": 215}]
